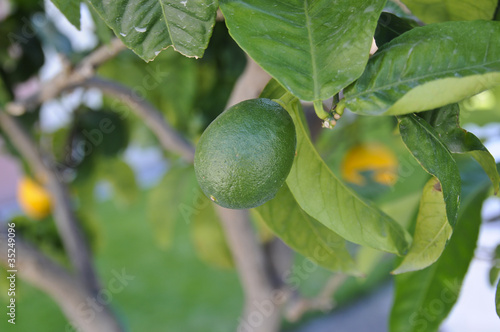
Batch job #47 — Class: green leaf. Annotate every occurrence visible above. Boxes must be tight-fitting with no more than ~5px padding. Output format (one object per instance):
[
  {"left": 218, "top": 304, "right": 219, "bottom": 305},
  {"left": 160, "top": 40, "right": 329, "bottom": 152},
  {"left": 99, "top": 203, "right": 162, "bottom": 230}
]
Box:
[
  {"left": 0, "top": 75, "right": 10, "bottom": 107},
  {"left": 50, "top": 0, "right": 81, "bottom": 30},
  {"left": 191, "top": 190, "right": 233, "bottom": 269},
  {"left": 219, "top": 0, "right": 386, "bottom": 101},
  {"left": 374, "top": 11, "right": 417, "bottom": 47},
  {"left": 275, "top": 93, "right": 411, "bottom": 255},
  {"left": 491, "top": 266, "right": 500, "bottom": 286},
  {"left": 254, "top": 184, "right": 359, "bottom": 275},
  {"left": 402, "top": 0, "right": 497, "bottom": 23},
  {"left": 420, "top": 104, "right": 500, "bottom": 193},
  {"left": 393, "top": 177, "right": 451, "bottom": 274},
  {"left": 87, "top": 0, "right": 218, "bottom": 60},
  {"left": 342, "top": 21, "right": 500, "bottom": 116},
  {"left": 490, "top": 244, "right": 500, "bottom": 286},
  {"left": 496, "top": 279, "right": 500, "bottom": 318},
  {"left": 147, "top": 166, "right": 197, "bottom": 249},
  {"left": 398, "top": 114, "right": 461, "bottom": 227},
  {"left": 88, "top": 2, "right": 113, "bottom": 44},
  {"left": 390, "top": 167, "right": 491, "bottom": 332}
]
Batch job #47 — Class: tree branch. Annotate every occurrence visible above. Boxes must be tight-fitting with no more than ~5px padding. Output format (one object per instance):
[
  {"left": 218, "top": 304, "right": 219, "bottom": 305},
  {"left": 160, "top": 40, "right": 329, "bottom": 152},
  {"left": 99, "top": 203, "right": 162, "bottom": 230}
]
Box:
[
  {"left": 80, "top": 55, "right": 282, "bottom": 331},
  {"left": 0, "top": 111, "right": 100, "bottom": 294},
  {"left": 226, "top": 54, "right": 274, "bottom": 108},
  {"left": 78, "top": 76, "right": 196, "bottom": 162},
  {"left": 0, "top": 231, "right": 122, "bottom": 332},
  {"left": 216, "top": 207, "right": 282, "bottom": 332},
  {"left": 0, "top": 39, "right": 134, "bottom": 331},
  {"left": 0, "top": 39, "right": 128, "bottom": 293},
  {"left": 6, "top": 38, "right": 127, "bottom": 115},
  {"left": 285, "top": 274, "right": 348, "bottom": 322},
  {"left": 215, "top": 56, "right": 285, "bottom": 332}
]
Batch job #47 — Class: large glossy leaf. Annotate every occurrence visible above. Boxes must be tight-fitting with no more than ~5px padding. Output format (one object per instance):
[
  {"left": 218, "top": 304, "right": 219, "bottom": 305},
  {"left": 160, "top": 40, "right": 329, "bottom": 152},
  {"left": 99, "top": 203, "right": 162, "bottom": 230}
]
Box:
[
  {"left": 88, "top": 0, "right": 218, "bottom": 60},
  {"left": 262, "top": 81, "right": 411, "bottom": 255},
  {"left": 389, "top": 163, "right": 491, "bottom": 332},
  {"left": 342, "top": 21, "right": 500, "bottom": 116},
  {"left": 393, "top": 177, "right": 451, "bottom": 274},
  {"left": 420, "top": 104, "right": 500, "bottom": 193},
  {"left": 219, "top": 0, "right": 386, "bottom": 101},
  {"left": 191, "top": 189, "right": 233, "bottom": 269},
  {"left": 398, "top": 114, "right": 461, "bottom": 227},
  {"left": 50, "top": 0, "right": 81, "bottom": 29},
  {"left": 254, "top": 184, "right": 359, "bottom": 274},
  {"left": 402, "top": 0, "right": 497, "bottom": 23}
]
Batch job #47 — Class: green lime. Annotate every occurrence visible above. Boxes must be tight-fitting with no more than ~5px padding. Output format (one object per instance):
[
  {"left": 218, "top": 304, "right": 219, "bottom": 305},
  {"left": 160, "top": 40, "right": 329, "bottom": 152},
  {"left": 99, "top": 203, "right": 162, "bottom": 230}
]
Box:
[{"left": 194, "top": 98, "right": 296, "bottom": 209}]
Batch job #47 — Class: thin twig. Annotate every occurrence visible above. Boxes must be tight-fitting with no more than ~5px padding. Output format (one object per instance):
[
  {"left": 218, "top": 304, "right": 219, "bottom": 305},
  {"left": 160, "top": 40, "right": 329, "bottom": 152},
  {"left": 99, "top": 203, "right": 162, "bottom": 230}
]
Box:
[
  {"left": 79, "top": 58, "right": 282, "bottom": 331},
  {"left": 0, "top": 37, "right": 130, "bottom": 332},
  {"left": 78, "top": 76, "right": 196, "bottom": 162},
  {"left": 35, "top": 47, "right": 284, "bottom": 332},
  {"left": 6, "top": 38, "right": 127, "bottom": 115},
  {"left": 0, "top": 231, "right": 123, "bottom": 332},
  {"left": 0, "top": 111, "right": 100, "bottom": 294},
  {"left": 216, "top": 207, "right": 283, "bottom": 332},
  {"left": 285, "top": 274, "right": 348, "bottom": 322}
]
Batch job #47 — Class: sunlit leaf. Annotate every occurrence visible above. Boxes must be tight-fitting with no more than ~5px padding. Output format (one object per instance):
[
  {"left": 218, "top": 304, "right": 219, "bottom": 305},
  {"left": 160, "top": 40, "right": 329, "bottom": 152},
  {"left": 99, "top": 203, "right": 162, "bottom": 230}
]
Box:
[
  {"left": 220, "top": 0, "right": 386, "bottom": 101},
  {"left": 390, "top": 161, "right": 491, "bottom": 332},
  {"left": 254, "top": 184, "right": 359, "bottom": 274},
  {"left": 342, "top": 21, "right": 500, "bottom": 116},
  {"left": 393, "top": 177, "right": 451, "bottom": 274},
  {"left": 261, "top": 80, "right": 411, "bottom": 255},
  {"left": 402, "top": 0, "right": 497, "bottom": 23}
]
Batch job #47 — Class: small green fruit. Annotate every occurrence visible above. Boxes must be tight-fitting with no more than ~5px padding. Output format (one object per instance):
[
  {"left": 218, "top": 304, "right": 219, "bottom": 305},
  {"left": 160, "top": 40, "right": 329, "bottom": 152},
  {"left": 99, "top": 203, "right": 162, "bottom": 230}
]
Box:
[{"left": 194, "top": 98, "right": 296, "bottom": 209}]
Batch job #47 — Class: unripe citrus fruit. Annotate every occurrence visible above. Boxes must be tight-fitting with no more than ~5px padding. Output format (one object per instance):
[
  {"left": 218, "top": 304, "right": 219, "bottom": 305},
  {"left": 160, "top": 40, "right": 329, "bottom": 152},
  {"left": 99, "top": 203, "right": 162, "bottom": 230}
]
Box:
[
  {"left": 195, "top": 98, "right": 296, "bottom": 209},
  {"left": 341, "top": 143, "right": 398, "bottom": 186},
  {"left": 17, "top": 177, "right": 52, "bottom": 220}
]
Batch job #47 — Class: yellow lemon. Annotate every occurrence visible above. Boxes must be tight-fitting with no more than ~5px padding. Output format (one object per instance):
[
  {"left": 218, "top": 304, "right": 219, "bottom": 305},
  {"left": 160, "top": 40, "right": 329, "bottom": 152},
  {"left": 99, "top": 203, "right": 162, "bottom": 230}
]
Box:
[
  {"left": 17, "top": 177, "right": 52, "bottom": 220},
  {"left": 341, "top": 143, "right": 398, "bottom": 186}
]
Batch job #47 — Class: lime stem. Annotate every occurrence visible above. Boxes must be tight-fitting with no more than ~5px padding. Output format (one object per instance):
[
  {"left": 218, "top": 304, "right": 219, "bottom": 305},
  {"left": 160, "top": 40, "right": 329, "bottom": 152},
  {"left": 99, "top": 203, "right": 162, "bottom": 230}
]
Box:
[{"left": 313, "top": 100, "right": 330, "bottom": 120}]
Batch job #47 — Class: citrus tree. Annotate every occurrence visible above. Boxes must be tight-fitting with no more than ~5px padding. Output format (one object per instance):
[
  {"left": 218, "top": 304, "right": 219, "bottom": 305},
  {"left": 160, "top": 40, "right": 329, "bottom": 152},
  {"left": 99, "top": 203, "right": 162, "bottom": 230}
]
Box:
[{"left": 1, "top": 0, "right": 500, "bottom": 331}]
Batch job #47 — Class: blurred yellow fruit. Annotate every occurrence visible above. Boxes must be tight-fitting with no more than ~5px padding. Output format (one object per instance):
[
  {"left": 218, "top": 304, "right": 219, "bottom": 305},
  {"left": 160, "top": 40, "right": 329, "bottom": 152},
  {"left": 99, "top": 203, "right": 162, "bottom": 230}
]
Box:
[
  {"left": 17, "top": 177, "right": 52, "bottom": 220},
  {"left": 341, "top": 143, "right": 398, "bottom": 186}
]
